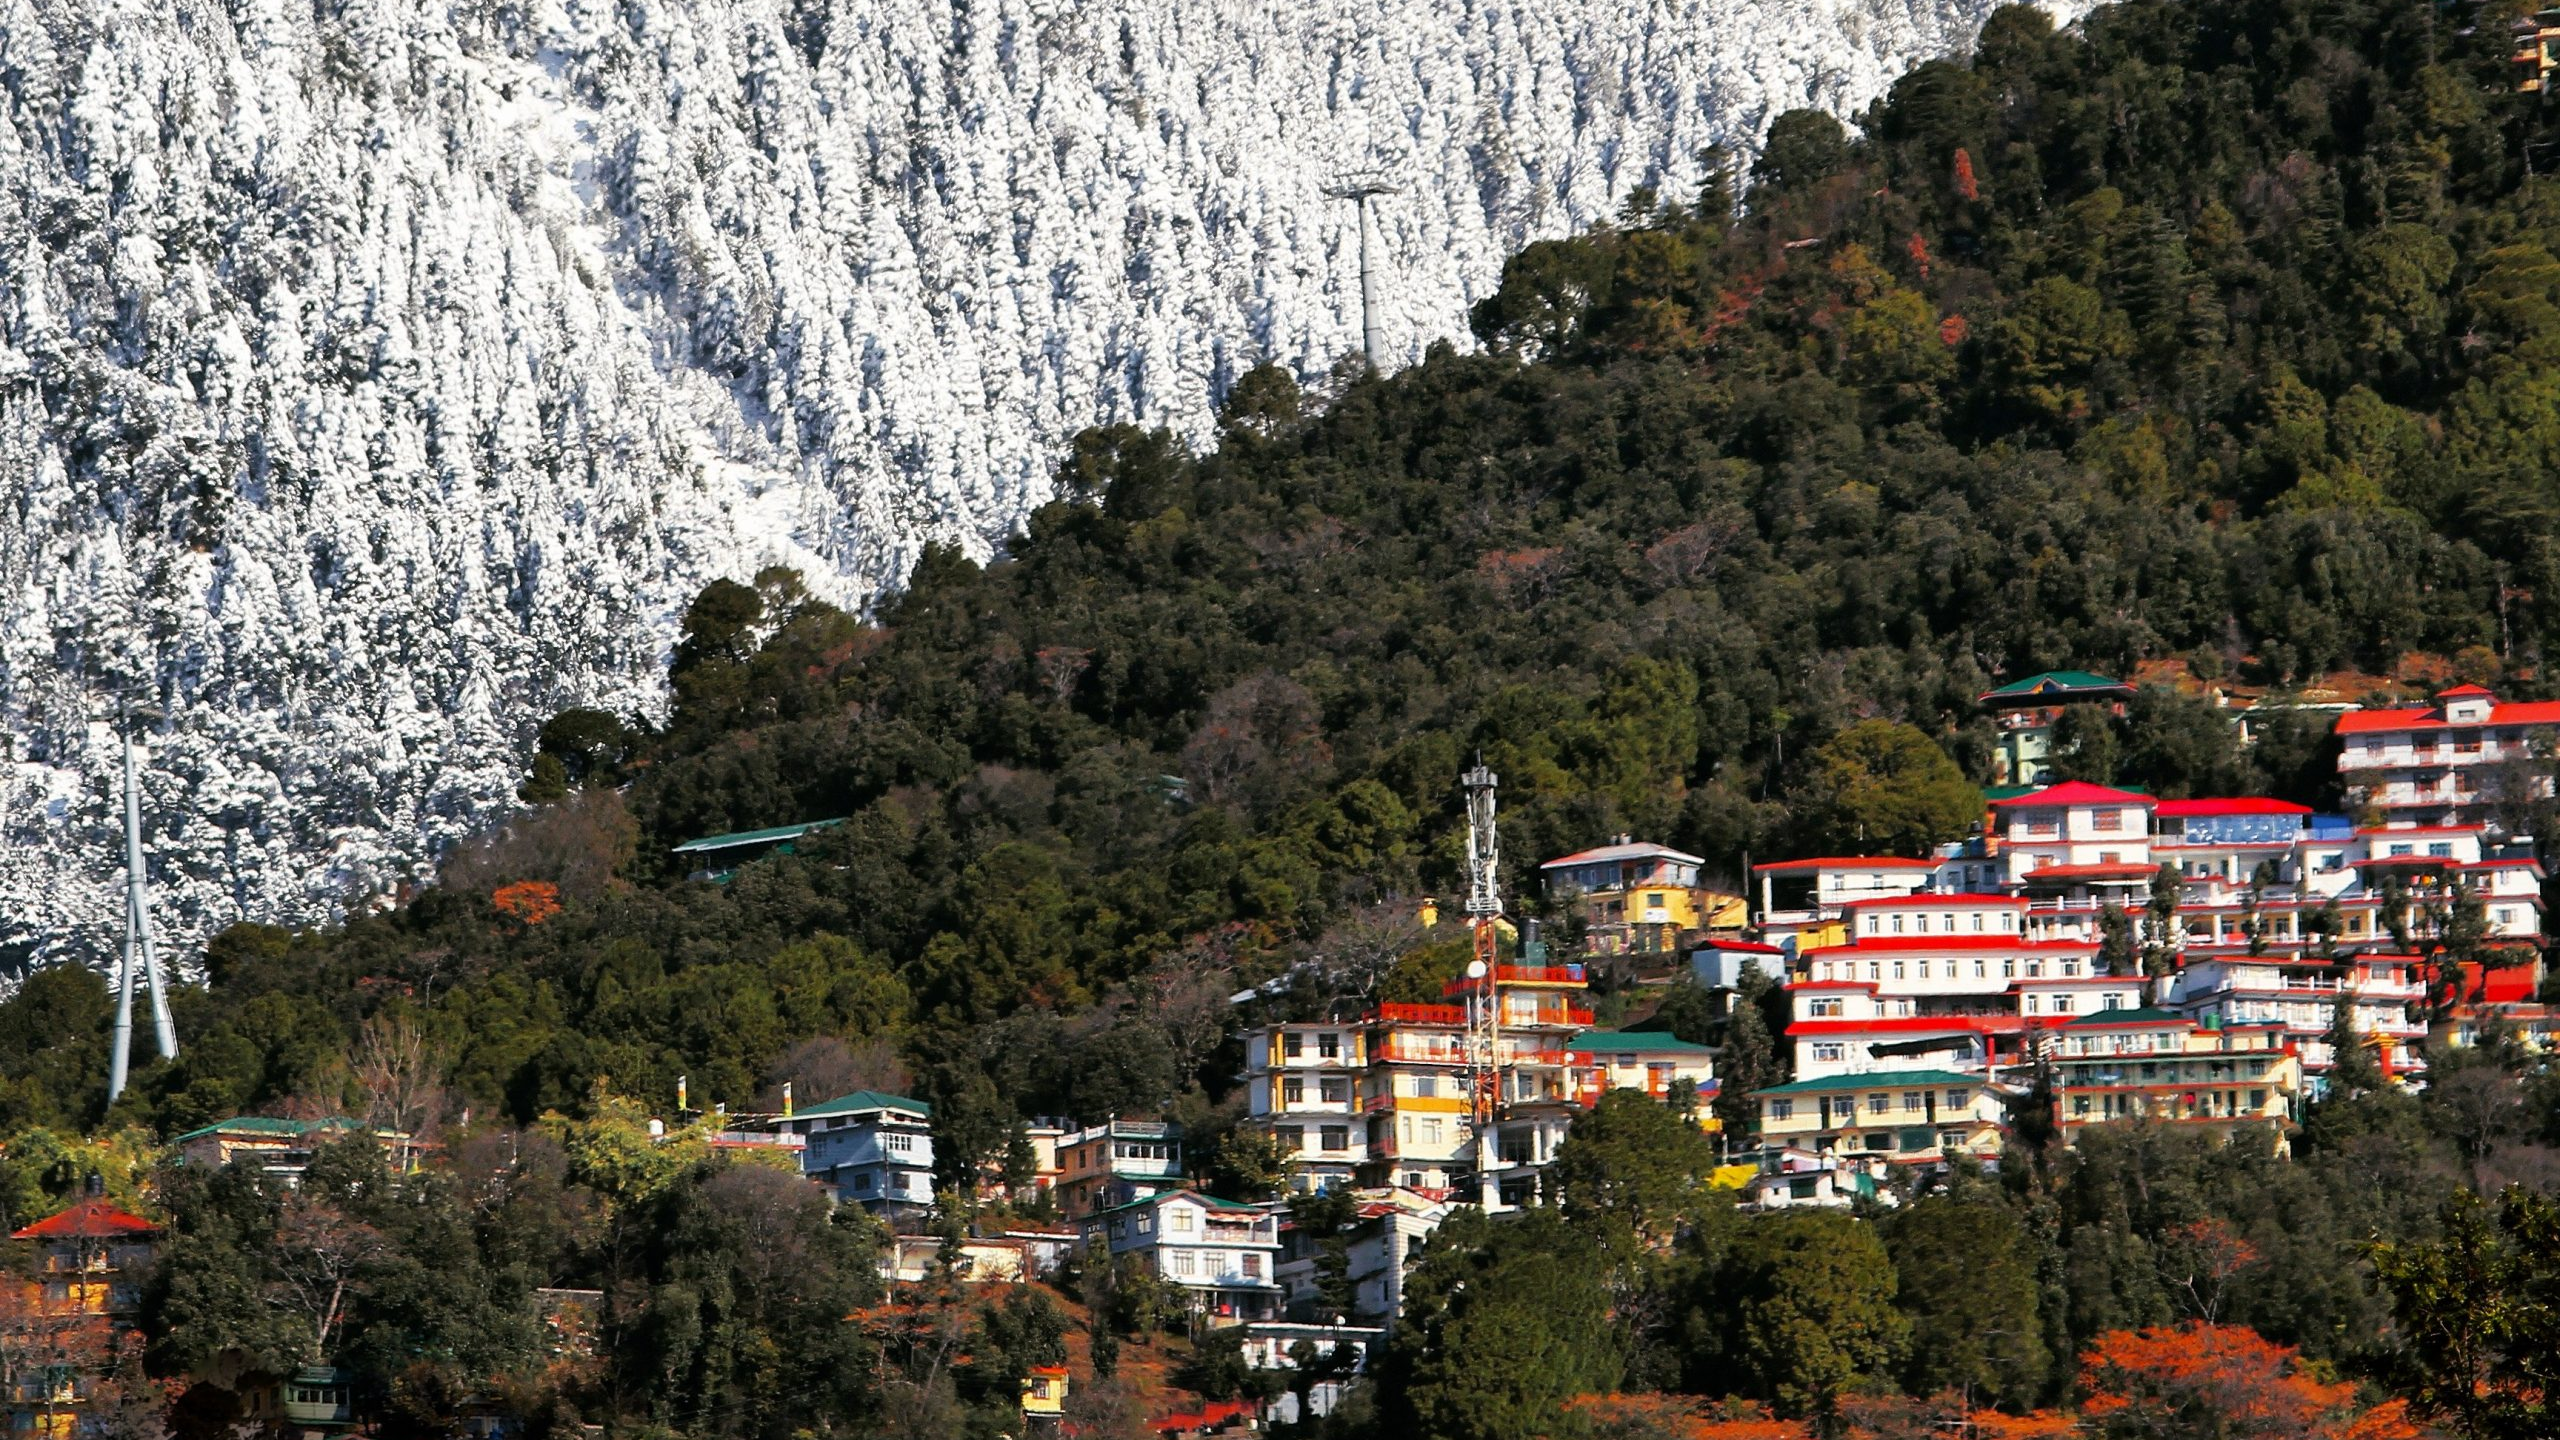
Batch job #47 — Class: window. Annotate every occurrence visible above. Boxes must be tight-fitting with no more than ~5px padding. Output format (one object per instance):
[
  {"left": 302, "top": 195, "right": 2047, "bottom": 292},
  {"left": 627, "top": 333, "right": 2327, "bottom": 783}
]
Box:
[
  {"left": 1809, "top": 997, "right": 1844, "bottom": 1017},
  {"left": 1137, "top": 1215, "right": 1153, "bottom": 1235},
  {"left": 1169, "top": 1249, "right": 1195, "bottom": 1277},
  {"left": 2428, "top": 843, "right": 2452, "bottom": 858},
  {"left": 1283, "top": 1078, "right": 1305, "bottom": 1104},
  {"left": 1901, "top": 1091, "right": 1923, "bottom": 1112},
  {"left": 1243, "top": 1254, "right": 1264, "bottom": 1280},
  {"left": 1414, "top": 1076, "right": 1438, "bottom": 1098},
  {"left": 2094, "top": 807, "right": 2124, "bottom": 833},
  {"left": 1320, "top": 1126, "right": 1349, "bottom": 1153},
  {"left": 1892, "top": 916, "right": 1906, "bottom": 934},
  {"left": 2004, "top": 960, "right": 2018, "bottom": 978},
  {"left": 1767, "top": 1099, "right": 1795, "bottom": 1121},
  {"left": 1864, "top": 1132, "right": 1892, "bottom": 1151},
  {"left": 886, "top": 1132, "right": 915, "bottom": 1153},
  {"left": 1945, "top": 1089, "right": 1966, "bottom": 1109},
  {"left": 1893, "top": 961, "right": 1907, "bottom": 980},
  {"left": 1275, "top": 1126, "right": 1303, "bottom": 1153},
  {"left": 1420, "top": 1119, "right": 1444, "bottom": 1144},
  {"left": 2062, "top": 959, "right": 2081, "bottom": 977},
  {"left": 853, "top": 1172, "right": 874, "bottom": 1192},
  {"left": 1974, "top": 959, "right": 1987, "bottom": 978},
  {"left": 1868, "top": 961, "right": 1882, "bottom": 981},
  {"left": 2071, "top": 1095, "right": 2092, "bottom": 1116},
  {"left": 2054, "top": 995, "right": 2075, "bottom": 1014},
  {"left": 1973, "top": 913, "right": 1986, "bottom": 932},
  {"left": 1169, "top": 1207, "right": 1196, "bottom": 1234},
  {"left": 1813, "top": 1043, "right": 1846, "bottom": 1063},
  {"left": 1319, "top": 1077, "right": 1351, "bottom": 1104},
  {"left": 1867, "top": 1093, "right": 1892, "bottom": 1114},
  {"left": 1283, "top": 1032, "right": 1302, "bottom": 1058},
  {"left": 1318, "top": 1032, "right": 1341, "bottom": 1059},
  {"left": 2026, "top": 960, "right": 2044, "bottom": 978}
]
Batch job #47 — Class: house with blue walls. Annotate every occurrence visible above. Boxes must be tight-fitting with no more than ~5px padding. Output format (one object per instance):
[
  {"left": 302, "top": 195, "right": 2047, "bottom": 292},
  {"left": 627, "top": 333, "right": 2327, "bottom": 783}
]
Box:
[{"left": 772, "top": 1090, "right": 936, "bottom": 1218}]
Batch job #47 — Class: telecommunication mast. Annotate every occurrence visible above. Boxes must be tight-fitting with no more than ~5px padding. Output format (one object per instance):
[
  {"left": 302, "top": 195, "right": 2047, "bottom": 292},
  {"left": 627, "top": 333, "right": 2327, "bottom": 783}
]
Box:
[{"left": 1461, "top": 760, "right": 1502, "bottom": 1127}]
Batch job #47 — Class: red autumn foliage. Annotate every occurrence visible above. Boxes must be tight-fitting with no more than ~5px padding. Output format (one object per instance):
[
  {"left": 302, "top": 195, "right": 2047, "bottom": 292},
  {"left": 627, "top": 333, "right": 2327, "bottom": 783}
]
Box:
[
  {"left": 2077, "top": 1323, "right": 2423, "bottom": 1440},
  {"left": 1566, "top": 1393, "right": 1814, "bottom": 1438},
  {"left": 492, "top": 880, "right": 564, "bottom": 926},
  {"left": 1939, "top": 314, "right": 1970, "bottom": 346},
  {"left": 1905, "top": 231, "right": 1933, "bottom": 280},
  {"left": 1953, "top": 147, "right": 1981, "bottom": 201}
]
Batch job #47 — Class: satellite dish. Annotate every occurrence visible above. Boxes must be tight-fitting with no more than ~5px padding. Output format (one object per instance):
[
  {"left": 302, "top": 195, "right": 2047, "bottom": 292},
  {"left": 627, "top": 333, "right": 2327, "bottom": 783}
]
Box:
[{"left": 1465, "top": 959, "right": 1488, "bottom": 979}]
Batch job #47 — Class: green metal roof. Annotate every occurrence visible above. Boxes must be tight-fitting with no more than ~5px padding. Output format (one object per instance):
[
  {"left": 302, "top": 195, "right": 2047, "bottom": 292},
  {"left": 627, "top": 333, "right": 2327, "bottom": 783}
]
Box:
[
  {"left": 1754, "top": 1069, "right": 1980, "bottom": 1096},
  {"left": 672, "top": 817, "right": 849, "bottom": 855},
  {"left": 1980, "top": 670, "right": 2132, "bottom": 701},
  {"left": 791, "top": 1089, "right": 930, "bottom": 1120},
  {"left": 1083, "top": 1189, "right": 1269, "bottom": 1221},
  {"left": 172, "top": 1115, "right": 366, "bottom": 1145},
  {"left": 2068, "top": 1006, "right": 2187, "bottom": 1027},
  {"left": 1571, "top": 1030, "right": 1712, "bottom": 1054}
]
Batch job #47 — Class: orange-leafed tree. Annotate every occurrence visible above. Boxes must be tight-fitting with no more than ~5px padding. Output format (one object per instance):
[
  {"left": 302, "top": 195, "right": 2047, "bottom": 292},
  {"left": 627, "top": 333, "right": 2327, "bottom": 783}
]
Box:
[
  {"left": 1567, "top": 1393, "right": 1816, "bottom": 1439},
  {"left": 492, "top": 879, "right": 563, "bottom": 925},
  {"left": 2077, "top": 1323, "right": 2422, "bottom": 1440}
]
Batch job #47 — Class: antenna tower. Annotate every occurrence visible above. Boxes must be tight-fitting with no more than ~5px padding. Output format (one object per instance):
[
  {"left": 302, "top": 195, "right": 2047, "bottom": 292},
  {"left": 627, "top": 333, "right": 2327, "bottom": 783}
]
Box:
[
  {"left": 106, "top": 714, "right": 178, "bottom": 1104},
  {"left": 1324, "top": 173, "right": 1400, "bottom": 371},
  {"left": 1460, "top": 760, "right": 1502, "bottom": 1127}
]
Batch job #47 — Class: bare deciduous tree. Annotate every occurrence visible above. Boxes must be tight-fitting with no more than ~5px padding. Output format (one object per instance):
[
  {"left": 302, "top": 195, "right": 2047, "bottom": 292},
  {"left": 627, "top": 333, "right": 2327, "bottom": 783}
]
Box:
[
  {"left": 270, "top": 1197, "right": 388, "bottom": 1364},
  {"left": 351, "top": 1013, "right": 444, "bottom": 1166}
]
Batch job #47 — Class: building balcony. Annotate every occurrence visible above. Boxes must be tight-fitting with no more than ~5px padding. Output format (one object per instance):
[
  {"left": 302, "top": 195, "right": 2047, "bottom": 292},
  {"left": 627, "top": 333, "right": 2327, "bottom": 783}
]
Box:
[{"left": 1267, "top": 1097, "right": 1359, "bottom": 1118}]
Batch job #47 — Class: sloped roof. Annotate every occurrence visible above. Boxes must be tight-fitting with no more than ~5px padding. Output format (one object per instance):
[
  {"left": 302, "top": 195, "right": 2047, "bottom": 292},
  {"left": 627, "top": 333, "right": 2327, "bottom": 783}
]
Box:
[
  {"left": 671, "top": 817, "right": 848, "bottom": 854},
  {"left": 1541, "top": 840, "right": 1706, "bottom": 869},
  {"left": 2067, "top": 1007, "right": 2188, "bottom": 1027},
  {"left": 1750, "top": 856, "right": 1937, "bottom": 872},
  {"left": 792, "top": 1090, "right": 931, "bottom": 1121},
  {"left": 2336, "top": 699, "right": 2560, "bottom": 734},
  {"left": 1570, "top": 1030, "right": 1711, "bottom": 1054},
  {"left": 1989, "top": 781, "right": 2155, "bottom": 807},
  {"left": 171, "top": 1115, "right": 369, "bottom": 1146},
  {"left": 1978, "top": 671, "right": 2133, "bottom": 704},
  {"left": 15, "top": 1197, "right": 157, "bottom": 1240},
  {"left": 2152, "top": 798, "right": 2313, "bottom": 818},
  {"left": 1755, "top": 1069, "right": 1980, "bottom": 1096}
]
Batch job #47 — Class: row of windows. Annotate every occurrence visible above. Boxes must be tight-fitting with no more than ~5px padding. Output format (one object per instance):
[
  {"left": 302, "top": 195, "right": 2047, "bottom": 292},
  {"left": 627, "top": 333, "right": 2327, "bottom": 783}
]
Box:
[
  {"left": 1765, "top": 1089, "right": 1967, "bottom": 1121},
  {"left": 1163, "top": 1248, "right": 1267, "bottom": 1280},
  {"left": 1270, "top": 1125, "right": 1355, "bottom": 1153},
  {"left": 1819, "top": 957, "right": 2090, "bottom": 983},
  {"left": 1862, "top": 911, "right": 2021, "bottom": 935},
  {"left": 1279, "top": 1032, "right": 1347, "bottom": 1059},
  {"left": 1279, "top": 1077, "right": 1354, "bottom": 1104}
]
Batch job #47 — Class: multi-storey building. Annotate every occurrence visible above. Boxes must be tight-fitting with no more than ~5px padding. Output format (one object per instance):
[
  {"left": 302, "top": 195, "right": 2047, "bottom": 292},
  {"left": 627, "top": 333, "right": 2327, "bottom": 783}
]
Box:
[
  {"left": 5, "top": 1199, "right": 158, "bottom": 1439},
  {"left": 2335, "top": 684, "right": 2560, "bottom": 827},
  {"left": 1449, "top": 960, "right": 1601, "bottom": 1210},
  {"left": 1539, "top": 838, "right": 1743, "bottom": 956},
  {"left": 1055, "top": 1118, "right": 1184, "bottom": 1218},
  {"left": 1750, "top": 1069, "right": 2006, "bottom": 1164},
  {"left": 1246, "top": 1023, "right": 1369, "bottom": 1193},
  {"left": 1570, "top": 1030, "right": 1718, "bottom": 1115},
  {"left": 2041, "top": 1009, "right": 2301, "bottom": 1143},
  {"left": 1770, "top": 777, "right": 2547, "bottom": 1101},
  {"left": 1273, "top": 1187, "right": 1451, "bottom": 1323},
  {"left": 1751, "top": 856, "right": 1938, "bottom": 952},
  {"left": 1978, "top": 670, "right": 2135, "bottom": 787},
  {"left": 770, "top": 1091, "right": 937, "bottom": 1218},
  {"left": 1080, "top": 1190, "right": 1282, "bottom": 1326}
]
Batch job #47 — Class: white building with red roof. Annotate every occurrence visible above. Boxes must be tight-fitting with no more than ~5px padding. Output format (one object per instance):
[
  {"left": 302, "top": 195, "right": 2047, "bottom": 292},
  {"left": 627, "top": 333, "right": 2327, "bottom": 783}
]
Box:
[
  {"left": 2336, "top": 683, "right": 2560, "bottom": 827},
  {"left": 1749, "top": 856, "right": 1937, "bottom": 951}
]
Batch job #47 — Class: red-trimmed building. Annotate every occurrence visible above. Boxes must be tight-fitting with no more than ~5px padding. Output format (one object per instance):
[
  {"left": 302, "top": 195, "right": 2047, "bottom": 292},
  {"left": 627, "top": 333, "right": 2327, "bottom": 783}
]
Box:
[
  {"left": 2336, "top": 683, "right": 2560, "bottom": 827},
  {"left": 5, "top": 1199, "right": 159, "bottom": 1439}
]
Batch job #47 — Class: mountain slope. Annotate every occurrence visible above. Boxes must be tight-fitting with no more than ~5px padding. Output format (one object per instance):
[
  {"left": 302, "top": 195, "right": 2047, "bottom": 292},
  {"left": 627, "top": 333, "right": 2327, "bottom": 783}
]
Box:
[{"left": 0, "top": 0, "right": 2076, "bottom": 965}]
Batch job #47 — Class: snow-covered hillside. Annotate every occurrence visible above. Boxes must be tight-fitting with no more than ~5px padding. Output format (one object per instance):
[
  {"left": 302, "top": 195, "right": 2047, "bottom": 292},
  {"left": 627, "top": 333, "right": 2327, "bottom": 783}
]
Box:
[{"left": 0, "top": 0, "right": 2079, "bottom": 967}]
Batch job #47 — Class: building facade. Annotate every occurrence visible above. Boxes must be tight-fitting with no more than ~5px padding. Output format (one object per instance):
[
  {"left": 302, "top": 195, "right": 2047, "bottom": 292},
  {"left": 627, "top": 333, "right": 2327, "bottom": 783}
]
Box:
[
  {"left": 2335, "top": 684, "right": 2560, "bottom": 827},
  {"left": 1080, "top": 1191, "right": 1283, "bottom": 1326},
  {"left": 771, "top": 1091, "right": 937, "bottom": 1217},
  {"left": 1055, "top": 1119, "right": 1184, "bottom": 1218}
]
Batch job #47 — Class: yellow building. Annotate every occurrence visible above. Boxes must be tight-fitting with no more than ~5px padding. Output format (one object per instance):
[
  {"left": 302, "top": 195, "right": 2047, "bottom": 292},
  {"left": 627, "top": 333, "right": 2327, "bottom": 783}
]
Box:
[
  {"left": 1570, "top": 1030, "right": 1720, "bottom": 1130},
  {"left": 1021, "top": 1365, "right": 1068, "bottom": 1421},
  {"left": 1540, "top": 838, "right": 1738, "bottom": 956},
  {"left": 1361, "top": 1003, "right": 1477, "bottom": 1191},
  {"left": 1751, "top": 1070, "right": 2004, "bottom": 1163}
]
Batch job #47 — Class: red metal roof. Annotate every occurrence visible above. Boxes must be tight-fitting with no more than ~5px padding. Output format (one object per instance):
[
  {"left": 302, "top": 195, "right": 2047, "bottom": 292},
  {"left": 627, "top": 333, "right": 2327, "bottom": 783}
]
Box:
[
  {"left": 1802, "top": 937, "right": 2098, "bottom": 955},
  {"left": 2335, "top": 699, "right": 2560, "bottom": 734},
  {"left": 14, "top": 1197, "right": 157, "bottom": 1240},
  {"left": 1699, "top": 939, "right": 1786, "bottom": 953},
  {"left": 1989, "top": 781, "right": 2156, "bottom": 808},
  {"left": 2437, "top": 684, "right": 2496, "bottom": 698},
  {"left": 2357, "top": 825, "right": 2486, "bottom": 837},
  {"left": 1751, "top": 856, "right": 1937, "bottom": 872},
  {"left": 1838, "top": 893, "right": 2023, "bottom": 910},
  {"left": 2152, "top": 797, "right": 2313, "bottom": 818}
]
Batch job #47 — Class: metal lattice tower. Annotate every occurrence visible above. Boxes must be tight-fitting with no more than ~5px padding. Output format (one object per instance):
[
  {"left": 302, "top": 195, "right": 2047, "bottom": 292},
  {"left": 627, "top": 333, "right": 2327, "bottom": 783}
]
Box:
[
  {"left": 1461, "top": 761, "right": 1503, "bottom": 1125},
  {"left": 1324, "top": 174, "right": 1400, "bottom": 371},
  {"left": 106, "top": 721, "right": 177, "bottom": 1104}
]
